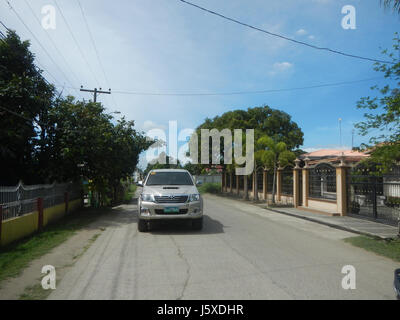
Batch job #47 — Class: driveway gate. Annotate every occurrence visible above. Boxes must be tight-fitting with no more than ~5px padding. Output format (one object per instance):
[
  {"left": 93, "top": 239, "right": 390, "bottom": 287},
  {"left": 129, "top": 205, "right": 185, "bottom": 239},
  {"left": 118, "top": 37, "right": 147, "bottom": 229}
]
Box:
[{"left": 347, "top": 165, "right": 400, "bottom": 225}]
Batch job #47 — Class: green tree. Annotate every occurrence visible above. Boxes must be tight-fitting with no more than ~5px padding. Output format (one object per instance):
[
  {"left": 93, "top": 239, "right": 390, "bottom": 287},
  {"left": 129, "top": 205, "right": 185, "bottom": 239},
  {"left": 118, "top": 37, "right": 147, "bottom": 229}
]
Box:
[
  {"left": 192, "top": 105, "right": 303, "bottom": 172},
  {"left": 355, "top": 35, "right": 400, "bottom": 171},
  {"left": 0, "top": 31, "right": 55, "bottom": 185},
  {"left": 47, "top": 98, "right": 151, "bottom": 204},
  {"left": 381, "top": 0, "right": 400, "bottom": 14},
  {"left": 254, "top": 136, "right": 295, "bottom": 204}
]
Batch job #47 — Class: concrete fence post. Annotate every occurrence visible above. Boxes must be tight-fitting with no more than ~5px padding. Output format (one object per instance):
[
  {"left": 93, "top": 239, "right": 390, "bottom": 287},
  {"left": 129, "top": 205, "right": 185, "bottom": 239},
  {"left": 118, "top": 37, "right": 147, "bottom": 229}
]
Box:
[
  {"left": 0, "top": 205, "right": 3, "bottom": 245},
  {"left": 277, "top": 168, "right": 282, "bottom": 203},
  {"left": 263, "top": 170, "right": 267, "bottom": 201},
  {"left": 229, "top": 172, "right": 233, "bottom": 194},
  {"left": 293, "top": 168, "right": 300, "bottom": 208},
  {"left": 336, "top": 162, "right": 349, "bottom": 216},
  {"left": 37, "top": 197, "right": 44, "bottom": 231},
  {"left": 222, "top": 172, "right": 226, "bottom": 193},
  {"left": 64, "top": 192, "right": 69, "bottom": 214},
  {"left": 302, "top": 168, "right": 309, "bottom": 208},
  {"left": 243, "top": 175, "right": 249, "bottom": 200},
  {"left": 252, "top": 173, "right": 256, "bottom": 200},
  {"left": 236, "top": 175, "right": 240, "bottom": 196}
]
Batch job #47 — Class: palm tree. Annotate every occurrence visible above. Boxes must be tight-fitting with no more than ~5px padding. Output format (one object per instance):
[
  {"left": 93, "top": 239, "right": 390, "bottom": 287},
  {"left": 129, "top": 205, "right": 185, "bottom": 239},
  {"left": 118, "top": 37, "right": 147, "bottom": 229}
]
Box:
[
  {"left": 381, "top": 0, "right": 400, "bottom": 14},
  {"left": 255, "top": 137, "right": 295, "bottom": 204}
]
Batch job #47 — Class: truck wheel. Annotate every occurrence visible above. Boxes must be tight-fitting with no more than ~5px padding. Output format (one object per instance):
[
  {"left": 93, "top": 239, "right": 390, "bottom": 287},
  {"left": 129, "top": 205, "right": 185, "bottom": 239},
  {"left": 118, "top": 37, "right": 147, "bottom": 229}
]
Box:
[
  {"left": 192, "top": 217, "right": 203, "bottom": 231},
  {"left": 138, "top": 219, "right": 148, "bottom": 232}
]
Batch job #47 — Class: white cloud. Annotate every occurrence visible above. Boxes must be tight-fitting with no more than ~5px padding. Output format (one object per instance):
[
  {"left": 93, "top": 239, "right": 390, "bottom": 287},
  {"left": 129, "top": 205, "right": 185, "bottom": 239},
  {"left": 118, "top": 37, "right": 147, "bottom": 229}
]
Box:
[
  {"left": 141, "top": 120, "right": 167, "bottom": 132},
  {"left": 269, "top": 62, "right": 294, "bottom": 76},
  {"left": 308, "top": 35, "right": 315, "bottom": 40},
  {"left": 296, "top": 28, "right": 308, "bottom": 36}
]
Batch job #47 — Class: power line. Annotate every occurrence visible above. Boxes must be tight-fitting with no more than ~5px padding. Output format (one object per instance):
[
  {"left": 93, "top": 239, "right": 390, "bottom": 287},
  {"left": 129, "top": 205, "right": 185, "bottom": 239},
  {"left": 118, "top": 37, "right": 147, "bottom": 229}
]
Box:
[
  {"left": 58, "top": 76, "right": 383, "bottom": 96},
  {"left": 4, "top": 0, "right": 74, "bottom": 96},
  {"left": 22, "top": 0, "right": 80, "bottom": 84},
  {"left": 76, "top": 0, "right": 117, "bottom": 109},
  {"left": 0, "top": 19, "right": 68, "bottom": 98},
  {"left": 178, "top": 0, "right": 396, "bottom": 65},
  {"left": 23, "top": 0, "right": 82, "bottom": 97},
  {"left": 53, "top": 0, "right": 101, "bottom": 87}
]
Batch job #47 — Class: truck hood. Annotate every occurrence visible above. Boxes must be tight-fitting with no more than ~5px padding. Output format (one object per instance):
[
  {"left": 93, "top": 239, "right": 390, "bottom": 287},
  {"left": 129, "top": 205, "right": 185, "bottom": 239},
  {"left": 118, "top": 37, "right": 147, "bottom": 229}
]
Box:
[{"left": 142, "top": 185, "right": 199, "bottom": 195}]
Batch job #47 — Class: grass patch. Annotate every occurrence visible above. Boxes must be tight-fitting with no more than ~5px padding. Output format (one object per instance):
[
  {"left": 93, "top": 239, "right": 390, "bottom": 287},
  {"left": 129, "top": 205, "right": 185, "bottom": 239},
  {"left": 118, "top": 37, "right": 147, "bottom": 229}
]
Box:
[
  {"left": 19, "top": 283, "right": 51, "bottom": 300},
  {"left": 344, "top": 236, "right": 400, "bottom": 262},
  {"left": 0, "top": 208, "right": 105, "bottom": 286},
  {"left": 18, "top": 232, "right": 102, "bottom": 300},
  {"left": 123, "top": 184, "right": 137, "bottom": 203},
  {"left": 198, "top": 182, "right": 221, "bottom": 195}
]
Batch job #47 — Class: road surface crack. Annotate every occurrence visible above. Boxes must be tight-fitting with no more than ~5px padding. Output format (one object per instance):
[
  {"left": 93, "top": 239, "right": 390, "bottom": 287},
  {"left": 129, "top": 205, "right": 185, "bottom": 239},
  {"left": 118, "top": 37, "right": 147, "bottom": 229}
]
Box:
[{"left": 170, "top": 236, "right": 190, "bottom": 300}]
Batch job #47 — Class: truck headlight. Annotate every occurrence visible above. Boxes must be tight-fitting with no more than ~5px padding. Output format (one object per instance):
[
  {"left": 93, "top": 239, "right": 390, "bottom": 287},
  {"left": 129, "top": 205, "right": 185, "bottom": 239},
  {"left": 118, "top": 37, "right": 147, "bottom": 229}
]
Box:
[
  {"left": 141, "top": 194, "right": 155, "bottom": 202},
  {"left": 189, "top": 194, "right": 200, "bottom": 202}
]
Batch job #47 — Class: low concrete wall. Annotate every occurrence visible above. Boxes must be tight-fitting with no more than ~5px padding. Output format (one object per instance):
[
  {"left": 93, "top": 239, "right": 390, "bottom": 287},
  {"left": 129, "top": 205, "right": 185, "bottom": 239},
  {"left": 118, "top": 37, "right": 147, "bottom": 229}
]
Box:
[
  {"left": 1, "top": 211, "right": 39, "bottom": 247},
  {"left": 306, "top": 199, "right": 338, "bottom": 214},
  {"left": 43, "top": 203, "right": 65, "bottom": 226},
  {"left": 1, "top": 198, "right": 82, "bottom": 247}
]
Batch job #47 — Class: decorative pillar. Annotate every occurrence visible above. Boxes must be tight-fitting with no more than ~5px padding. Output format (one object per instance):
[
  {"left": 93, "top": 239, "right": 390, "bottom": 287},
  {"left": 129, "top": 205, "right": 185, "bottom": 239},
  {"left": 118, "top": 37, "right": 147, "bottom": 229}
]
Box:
[
  {"left": 243, "top": 175, "right": 248, "bottom": 200},
  {"left": 277, "top": 166, "right": 283, "bottom": 203},
  {"left": 236, "top": 174, "right": 240, "bottom": 196},
  {"left": 303, "top": 158, "right": 310, "bottom": 207},
  {"left": 0, "top": 205, "right": 3, "bottom": 246},
  {"left": 37, "top": 197, "right": 44, "bottom": 231},
  {"left": 336, "top": 155, "right": 349, "bottom": 216},
  {"left": 252, "top": 173, "right": 256, "bottom": 200},
  {"left": 293, "top": 159, "right": 301, "bottom": 208}
]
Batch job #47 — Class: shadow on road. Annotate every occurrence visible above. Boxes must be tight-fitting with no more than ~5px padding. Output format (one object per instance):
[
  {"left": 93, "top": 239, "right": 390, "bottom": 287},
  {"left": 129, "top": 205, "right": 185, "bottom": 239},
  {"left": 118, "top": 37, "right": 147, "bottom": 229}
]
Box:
[
  {"left": 149, "top": 215, "right": 224, "bottom": 235},
  {"left": 82, "top": 197, "right": 224, "bottom": 235}
]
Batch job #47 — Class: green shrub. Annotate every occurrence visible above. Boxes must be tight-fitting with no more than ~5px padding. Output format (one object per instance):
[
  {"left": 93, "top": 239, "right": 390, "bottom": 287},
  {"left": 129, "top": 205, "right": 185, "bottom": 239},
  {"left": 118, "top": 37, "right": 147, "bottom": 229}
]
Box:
[{"left": 198, "top": 182, "right": 221, "bottom": 194}]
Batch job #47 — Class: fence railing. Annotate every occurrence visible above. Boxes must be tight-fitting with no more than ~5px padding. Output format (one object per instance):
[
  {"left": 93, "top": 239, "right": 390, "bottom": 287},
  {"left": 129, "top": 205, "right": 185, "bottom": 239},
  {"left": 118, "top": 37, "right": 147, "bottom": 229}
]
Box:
[
  {"left": 221, "top": 162, "right": 400, "bottom": 225},
  {"left": 0, "top": 182, "right": 81, "bottom": 221}
]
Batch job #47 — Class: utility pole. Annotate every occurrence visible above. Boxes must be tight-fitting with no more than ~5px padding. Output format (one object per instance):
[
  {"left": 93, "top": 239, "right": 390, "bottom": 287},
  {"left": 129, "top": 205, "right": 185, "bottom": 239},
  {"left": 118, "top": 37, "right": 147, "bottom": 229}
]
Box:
[
  {"left": 80, "top": 86, "right": 111, "bottom": 103},
  {"left": 351, "top": 129, "right": 355, "bottom": 150}
]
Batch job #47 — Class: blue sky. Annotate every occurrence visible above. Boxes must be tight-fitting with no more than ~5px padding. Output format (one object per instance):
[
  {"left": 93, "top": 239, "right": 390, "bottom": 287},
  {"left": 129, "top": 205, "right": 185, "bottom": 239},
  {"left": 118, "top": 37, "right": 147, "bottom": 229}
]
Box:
[{"left": 1, "top": 0, "right": 399, "bottom": 167}]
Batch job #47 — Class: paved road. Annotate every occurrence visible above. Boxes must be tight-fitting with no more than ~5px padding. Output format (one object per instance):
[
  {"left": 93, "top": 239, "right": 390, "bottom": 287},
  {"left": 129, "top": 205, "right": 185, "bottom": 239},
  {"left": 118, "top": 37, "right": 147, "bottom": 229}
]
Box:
[{"left": 49, "top": 194, "right": 399, "bottom": 300}]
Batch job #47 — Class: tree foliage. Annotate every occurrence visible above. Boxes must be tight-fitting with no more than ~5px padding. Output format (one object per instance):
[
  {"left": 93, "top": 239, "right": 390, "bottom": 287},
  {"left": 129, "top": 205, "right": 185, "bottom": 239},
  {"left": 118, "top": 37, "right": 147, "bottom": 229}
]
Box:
[
  {"left": 0, "top": 30, "right": 151, "bottom": 202},
  {"left": 190, "top": 105, "right": 303, "bottom": 173},
  {"left": 355, "top": 35, "right": 400, "bottom": 170},
  {"left": 0, "top": 31, "right": 55, "bottom": 184},
  {"left": 381, "top": 0, "right": 400, "bottom": 14},
  {"left": 254, "top": 136, "right": 295, "bottom": 203}
]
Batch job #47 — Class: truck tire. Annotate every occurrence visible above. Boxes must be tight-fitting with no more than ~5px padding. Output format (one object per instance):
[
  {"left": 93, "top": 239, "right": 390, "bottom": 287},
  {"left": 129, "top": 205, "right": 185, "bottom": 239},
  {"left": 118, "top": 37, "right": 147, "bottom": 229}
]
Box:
[
  {"left": 138, "top": 219, "right": 148, "bottom": 232},
  {"left": 192, "top": 217, "right": 203, "bottom": 231}
]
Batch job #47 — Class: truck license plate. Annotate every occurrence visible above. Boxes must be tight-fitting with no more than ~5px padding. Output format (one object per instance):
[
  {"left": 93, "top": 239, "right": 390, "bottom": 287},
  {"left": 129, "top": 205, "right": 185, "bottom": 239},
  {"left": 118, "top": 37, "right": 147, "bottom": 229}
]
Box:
[{"left": 164, "top": 207, "right": 180, "bottom": 213}]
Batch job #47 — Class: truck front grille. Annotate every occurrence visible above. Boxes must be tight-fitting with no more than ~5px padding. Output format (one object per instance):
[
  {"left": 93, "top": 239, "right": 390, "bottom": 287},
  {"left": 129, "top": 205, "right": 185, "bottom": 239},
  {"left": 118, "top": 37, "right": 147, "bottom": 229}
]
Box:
[{"left": 154, "top": 195, "right": 188, "bottom": 203}]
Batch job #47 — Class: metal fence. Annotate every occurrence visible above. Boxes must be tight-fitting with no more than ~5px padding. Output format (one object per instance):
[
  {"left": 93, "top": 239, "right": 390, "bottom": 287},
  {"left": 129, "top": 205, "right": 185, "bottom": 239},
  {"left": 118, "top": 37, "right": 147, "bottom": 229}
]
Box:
[
  {"left": 0, "top": 182, "right": 81, "bottom": 221},
  {"left": 348, "top": 165, "right": 400, "bottom": 225},
  {"left": 193, "top": 174, "right": 222, "bottom": 184},
  {"left": 281, "top": 167, "right": 294, "bottom": 196},
  {"left": 309, "top": 163, "right": 337, "bottom": 200}
]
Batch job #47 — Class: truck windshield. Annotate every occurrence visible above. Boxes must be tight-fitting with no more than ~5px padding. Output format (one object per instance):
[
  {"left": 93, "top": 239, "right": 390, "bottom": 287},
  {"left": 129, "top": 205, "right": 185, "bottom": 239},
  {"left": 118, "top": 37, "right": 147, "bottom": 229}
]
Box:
[{"left": 146, "top": 172, "right": 194, "bottom": 186}]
